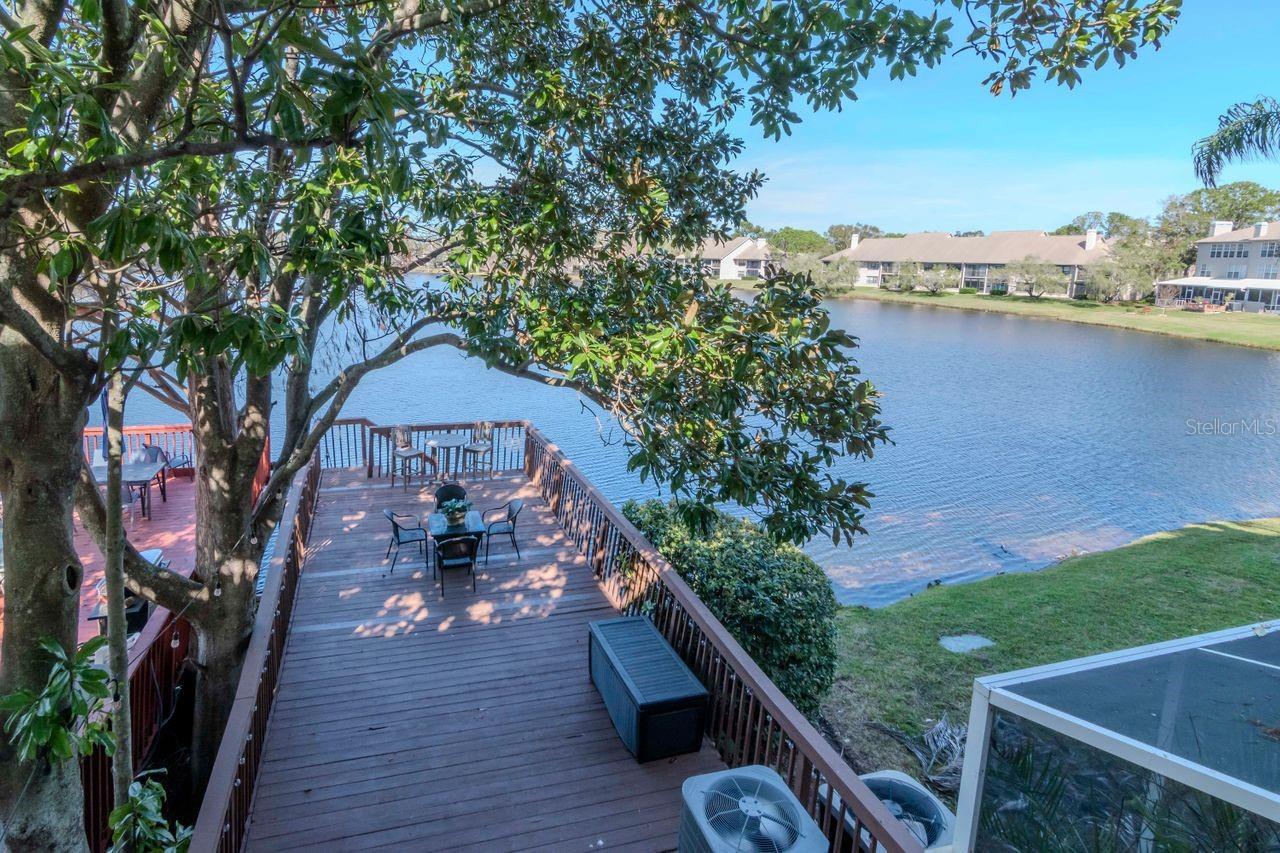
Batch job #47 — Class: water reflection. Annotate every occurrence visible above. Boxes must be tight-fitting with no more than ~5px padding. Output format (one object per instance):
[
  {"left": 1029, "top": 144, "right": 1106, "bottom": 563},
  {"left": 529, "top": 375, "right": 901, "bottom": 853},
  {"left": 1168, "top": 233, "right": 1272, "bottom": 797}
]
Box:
[{"left": 114, "top": 298, "right": 1280, "bottom": 607}]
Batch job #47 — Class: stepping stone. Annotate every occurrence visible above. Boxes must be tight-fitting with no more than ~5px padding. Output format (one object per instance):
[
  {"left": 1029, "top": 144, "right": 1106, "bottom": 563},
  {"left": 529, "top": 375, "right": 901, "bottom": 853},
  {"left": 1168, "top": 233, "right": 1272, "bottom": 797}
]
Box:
[{"left": 939, "top": 633, "right": 994, "bottom": 653}]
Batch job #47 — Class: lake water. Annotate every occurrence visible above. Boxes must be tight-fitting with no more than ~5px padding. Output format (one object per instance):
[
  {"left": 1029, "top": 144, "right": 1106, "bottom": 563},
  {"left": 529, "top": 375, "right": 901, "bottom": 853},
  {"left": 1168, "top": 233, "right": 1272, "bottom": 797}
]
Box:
[{"left": 116, "top": 298, "right": 1280, "bottom": 607}]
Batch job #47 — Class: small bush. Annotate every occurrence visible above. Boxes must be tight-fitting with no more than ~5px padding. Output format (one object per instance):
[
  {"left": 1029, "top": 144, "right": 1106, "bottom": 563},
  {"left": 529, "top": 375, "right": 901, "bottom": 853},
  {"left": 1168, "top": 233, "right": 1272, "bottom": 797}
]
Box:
[
  {"left": 958, "top": 287, "right": 977, "bottom": 295},
  {"left": 897, "top": 282, "right": 915, "bottom": 293},
  {"left": 622, "top": 499, "right": 837, "bottom": 715}
]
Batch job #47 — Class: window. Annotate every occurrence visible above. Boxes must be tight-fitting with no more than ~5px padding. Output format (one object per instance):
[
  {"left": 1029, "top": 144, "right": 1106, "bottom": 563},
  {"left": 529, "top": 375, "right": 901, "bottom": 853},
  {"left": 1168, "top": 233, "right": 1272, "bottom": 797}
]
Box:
[
  {"left": 1260, "top": 241, "right": 1280, "bottom": 258},
  {"left": 861, "top": 261, "right": 881, "bottom": 271},
  {"left": 1226, "top": 264, "right": 1247, "bottom": 280},
  {"left": 1197, "top": 264, "right": 1211, "bottom": 277},
  {"left": 1209, "top": 242, "right": 1248, "bottom": 258},
  {"left": 1259, "top": 263, "right": 1280, "bottom": 280},
  {"left": 1181, "top": 285, "right": 1195, "bottom": 299}
]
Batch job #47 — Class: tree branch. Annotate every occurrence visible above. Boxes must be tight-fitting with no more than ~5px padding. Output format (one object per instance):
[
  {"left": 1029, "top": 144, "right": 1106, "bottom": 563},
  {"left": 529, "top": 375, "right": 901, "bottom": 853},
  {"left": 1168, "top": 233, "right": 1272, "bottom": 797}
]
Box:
[
  {"left": 0, "top": 282, "right": 93, "bottom": 378},
  {"left": 0, "top": 132, "right": 348, "bottom": 222}
]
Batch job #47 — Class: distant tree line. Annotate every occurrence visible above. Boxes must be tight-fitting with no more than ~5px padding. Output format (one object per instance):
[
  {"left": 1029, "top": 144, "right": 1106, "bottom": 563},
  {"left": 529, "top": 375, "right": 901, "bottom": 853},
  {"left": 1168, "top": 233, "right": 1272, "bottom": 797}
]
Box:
[
  {"left": 1050, "top": 180, "right": 1280, "bottom": 300},
  {"left": 734, "top": 220, "right": 910, "bottom": 255}
]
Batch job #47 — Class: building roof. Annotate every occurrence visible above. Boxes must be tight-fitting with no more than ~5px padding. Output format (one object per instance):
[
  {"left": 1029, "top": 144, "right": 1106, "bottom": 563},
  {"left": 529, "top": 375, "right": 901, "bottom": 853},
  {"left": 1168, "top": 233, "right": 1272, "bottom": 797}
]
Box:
[
  {"left": 1197, "top": 221, "right": 1280, "bottom": 243},
  {"left": 1158, "top": 275, "right": 1280, "bottom": 291},
  {"left": 679, "top": 235, "right": 760, "bottom": 261},
  {"left": 822, "top": 230, "right": 1112, "bottom": 266}
]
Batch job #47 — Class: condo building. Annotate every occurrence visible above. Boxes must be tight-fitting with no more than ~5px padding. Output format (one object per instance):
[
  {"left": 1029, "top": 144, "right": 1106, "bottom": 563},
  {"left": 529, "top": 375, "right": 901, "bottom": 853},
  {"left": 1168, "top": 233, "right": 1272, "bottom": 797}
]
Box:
[
  {"left": 1155, "top": 220, "right": 1280, "bottom": 312},
  {"left": 683, "top": 236, "right": 771, "bottom": 280},
  {"left": 821, "top": 229, "right": 1113, "bottom": 297}
]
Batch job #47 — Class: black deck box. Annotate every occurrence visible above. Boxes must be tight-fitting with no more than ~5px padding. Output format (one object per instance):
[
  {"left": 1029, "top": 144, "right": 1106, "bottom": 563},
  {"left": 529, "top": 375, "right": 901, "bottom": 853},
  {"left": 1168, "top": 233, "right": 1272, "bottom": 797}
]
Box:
[{"left": 588, "top": 616, "right": 708, "bottom": 762}]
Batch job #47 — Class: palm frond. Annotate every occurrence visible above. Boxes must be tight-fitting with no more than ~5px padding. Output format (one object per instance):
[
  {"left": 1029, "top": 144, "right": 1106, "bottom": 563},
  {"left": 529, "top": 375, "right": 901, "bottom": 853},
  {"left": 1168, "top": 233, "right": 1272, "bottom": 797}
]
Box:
[{"left": 1193, "top": 96, "right": 1280, "bottom": 186}]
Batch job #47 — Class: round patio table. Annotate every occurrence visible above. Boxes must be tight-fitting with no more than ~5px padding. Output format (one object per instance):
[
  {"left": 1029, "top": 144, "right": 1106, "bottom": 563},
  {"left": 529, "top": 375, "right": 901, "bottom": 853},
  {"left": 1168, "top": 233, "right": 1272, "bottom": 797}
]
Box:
[{"left": 423, "top": 434, "right": 468, "bottom": 479}]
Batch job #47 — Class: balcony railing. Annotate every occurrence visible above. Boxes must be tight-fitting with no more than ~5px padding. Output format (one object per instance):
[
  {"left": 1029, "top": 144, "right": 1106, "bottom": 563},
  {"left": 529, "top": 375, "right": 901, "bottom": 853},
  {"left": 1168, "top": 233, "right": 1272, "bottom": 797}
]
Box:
[{"left": 190, "top": 451, "right": 321, "bottom": 853}]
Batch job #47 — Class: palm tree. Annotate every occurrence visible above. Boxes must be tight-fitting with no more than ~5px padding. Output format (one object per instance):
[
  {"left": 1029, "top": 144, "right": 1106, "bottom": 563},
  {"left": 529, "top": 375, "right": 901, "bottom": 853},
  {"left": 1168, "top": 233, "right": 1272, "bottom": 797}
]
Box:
[{"left": 1193, "top": 96, "right": 1280, "bottom": 186}]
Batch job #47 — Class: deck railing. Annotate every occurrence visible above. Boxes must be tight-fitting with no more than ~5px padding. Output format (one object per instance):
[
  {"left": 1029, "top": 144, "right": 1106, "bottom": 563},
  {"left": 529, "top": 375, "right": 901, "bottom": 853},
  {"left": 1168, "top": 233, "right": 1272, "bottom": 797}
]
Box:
[
  {"left": 523, "top": 425, "right": 923, "bottom": 853},
  {"left": 318, "top": 418, "right": 529, "bottom": 476},
  {"left": 189, "top": 451, "right": 322, "bottom": 853},
  {"left": 80, "top": 610, "right": 192, "bottom": 852},
  {"left": 366, "top": 420, "right": 527, "bottom": 477},
  {"left": 319, "top": 417, "right": 373, "bottom": 470},
  {"left": 82, "top": 424, "right": 196, "bottom": 475}
]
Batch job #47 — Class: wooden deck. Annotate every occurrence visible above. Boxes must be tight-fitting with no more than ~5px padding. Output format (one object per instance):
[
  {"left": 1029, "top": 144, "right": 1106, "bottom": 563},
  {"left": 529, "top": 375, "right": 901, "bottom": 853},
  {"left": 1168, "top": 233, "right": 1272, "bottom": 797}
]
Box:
[{"left": 242, "top": 469, "right": 725, "bottom": 851}]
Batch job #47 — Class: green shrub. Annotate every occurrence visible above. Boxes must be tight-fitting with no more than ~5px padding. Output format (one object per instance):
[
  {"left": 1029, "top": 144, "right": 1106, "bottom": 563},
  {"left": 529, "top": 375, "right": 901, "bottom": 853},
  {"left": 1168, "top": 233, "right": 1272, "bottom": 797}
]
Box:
[
  {"left": 958, "top": 287, "right": 977, "bottom": 294},
  {"left": 622, "top": 499, "right": 837, "bottom": 715}
]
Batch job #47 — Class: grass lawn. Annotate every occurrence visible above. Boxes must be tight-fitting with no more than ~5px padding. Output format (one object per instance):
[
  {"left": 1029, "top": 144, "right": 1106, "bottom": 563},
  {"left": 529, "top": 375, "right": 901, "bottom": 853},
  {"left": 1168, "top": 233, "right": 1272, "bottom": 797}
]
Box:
[
  {"left": 823, "top": 518, "right": 1280, "bottom": 779},
  {"left": 831, "top": 287, "right": 1280, "bottom": 351}
]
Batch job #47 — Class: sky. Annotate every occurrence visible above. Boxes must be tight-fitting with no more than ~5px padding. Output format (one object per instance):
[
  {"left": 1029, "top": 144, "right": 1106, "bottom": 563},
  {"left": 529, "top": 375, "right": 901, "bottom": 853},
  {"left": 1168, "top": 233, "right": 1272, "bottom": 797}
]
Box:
[{"left": 735, "top": 0, "right": 1280, "bottom": 235}]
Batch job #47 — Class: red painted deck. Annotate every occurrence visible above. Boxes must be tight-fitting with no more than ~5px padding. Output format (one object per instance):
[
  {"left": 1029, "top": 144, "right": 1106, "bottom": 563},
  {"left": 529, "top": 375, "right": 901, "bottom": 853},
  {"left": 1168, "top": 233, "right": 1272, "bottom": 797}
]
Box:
[
  {"left": 0, "top": 474, "right": 197, "bottom": 647},
  {"left": 241, "top": 470, "right": 724, "bottom": 851}
]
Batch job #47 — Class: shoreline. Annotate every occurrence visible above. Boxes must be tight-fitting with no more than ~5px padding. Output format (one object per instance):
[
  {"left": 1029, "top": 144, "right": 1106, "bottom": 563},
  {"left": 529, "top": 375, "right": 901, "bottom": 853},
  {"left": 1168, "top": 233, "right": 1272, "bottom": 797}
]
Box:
[
  {"left": 822, "top": 286, "right": 1280, "bottom": 352},
  {"left": 823, "top": 515, "right": 1280, "bottom": 778}
]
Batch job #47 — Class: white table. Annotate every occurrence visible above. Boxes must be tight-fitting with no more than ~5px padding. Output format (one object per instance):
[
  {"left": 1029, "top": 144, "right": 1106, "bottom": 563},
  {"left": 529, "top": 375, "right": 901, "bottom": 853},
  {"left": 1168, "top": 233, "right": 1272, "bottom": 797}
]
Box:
[
  {"left": 91, "top": 460, "right": 166, "bottom": 518},
  {"left": 423, "top": 434, "right": 468, "bottom": 479}
]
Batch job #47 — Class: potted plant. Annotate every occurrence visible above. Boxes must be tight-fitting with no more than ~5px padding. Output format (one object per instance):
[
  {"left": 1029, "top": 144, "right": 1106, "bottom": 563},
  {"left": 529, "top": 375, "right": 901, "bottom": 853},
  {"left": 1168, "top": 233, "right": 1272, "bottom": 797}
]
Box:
[{"left": 440, "top": 498, "right": 472, "bottom": 526}]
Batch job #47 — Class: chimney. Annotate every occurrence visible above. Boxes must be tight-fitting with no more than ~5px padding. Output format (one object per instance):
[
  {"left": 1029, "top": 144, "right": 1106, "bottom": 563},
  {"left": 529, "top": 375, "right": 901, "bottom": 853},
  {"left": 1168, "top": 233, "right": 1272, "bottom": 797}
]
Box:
[
  {"left": 1085, "top": 228, "right": 1098, "bottom": 251},
  {"left": 1210, "top": 220, "right": 1234, "bottom": 237},
  {"left": 849, "top": 232, "right": 860, "bottom": 251},
  {"left": 1254, "top": 222, "right": 1269, "bottom": 238}
]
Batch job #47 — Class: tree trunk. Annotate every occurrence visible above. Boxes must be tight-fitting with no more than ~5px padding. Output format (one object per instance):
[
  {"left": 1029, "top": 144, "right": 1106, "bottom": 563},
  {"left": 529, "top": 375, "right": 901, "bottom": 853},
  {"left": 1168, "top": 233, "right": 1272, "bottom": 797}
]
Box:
[
  {"left": 0, "top": 331, "right": 93, "bottom": 852},
  {"left": 186, "top": 442, "right": 266, "bottom": 793},
  {"left": 103, "top": 370, "right": 134, "bottom": 809}
]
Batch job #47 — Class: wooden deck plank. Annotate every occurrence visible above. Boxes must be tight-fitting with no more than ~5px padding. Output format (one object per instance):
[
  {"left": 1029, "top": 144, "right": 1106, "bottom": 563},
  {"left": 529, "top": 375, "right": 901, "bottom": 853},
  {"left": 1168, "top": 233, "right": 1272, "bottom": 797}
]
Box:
[{"left": 242, "top": 471, "right": 723, "bottom": 851}]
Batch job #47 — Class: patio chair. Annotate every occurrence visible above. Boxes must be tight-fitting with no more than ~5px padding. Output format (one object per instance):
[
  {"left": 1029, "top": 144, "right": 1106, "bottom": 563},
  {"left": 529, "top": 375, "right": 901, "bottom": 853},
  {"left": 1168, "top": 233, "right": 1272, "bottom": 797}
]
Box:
[
  {"left": 462, "top": 421, "right": 495, "bottom": 479},
  {"left": 434, "top": 534, "right": 480, "bottom": 597},
  {"left": 483, "top": 499, "right": 524, "bottom": 564},
  {"left": 390, "top": 425, "right": 437, "bottom": 491},
  {"left": 139, "top": 444, "right": 170, "bottom": 502},
  {"left": 384, "top": 509, "right": 429, "bottom": 573},
  {"left": 433, "top": 482, "right": 467, "bottom": 506}
]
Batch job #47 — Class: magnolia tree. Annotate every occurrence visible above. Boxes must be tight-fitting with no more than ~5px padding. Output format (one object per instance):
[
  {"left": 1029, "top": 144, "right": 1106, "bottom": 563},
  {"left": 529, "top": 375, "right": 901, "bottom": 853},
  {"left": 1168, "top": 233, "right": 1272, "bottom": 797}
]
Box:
[
  {"left": 0, "top": 0, "right": 1180, "bottom": 847},
  {"left": 921, "top": 265, "right": 961, "bottom": 294},
  {"left": 1005, "top": 256, "right": 1071, "bottom": 298}
]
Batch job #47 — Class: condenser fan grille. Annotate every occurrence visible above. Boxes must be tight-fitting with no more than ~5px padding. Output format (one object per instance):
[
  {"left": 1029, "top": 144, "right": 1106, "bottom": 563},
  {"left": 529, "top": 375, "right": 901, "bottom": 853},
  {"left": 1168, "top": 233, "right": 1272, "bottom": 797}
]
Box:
[{"left": 700, "top": 775, "right": 803, "bottom": 852}]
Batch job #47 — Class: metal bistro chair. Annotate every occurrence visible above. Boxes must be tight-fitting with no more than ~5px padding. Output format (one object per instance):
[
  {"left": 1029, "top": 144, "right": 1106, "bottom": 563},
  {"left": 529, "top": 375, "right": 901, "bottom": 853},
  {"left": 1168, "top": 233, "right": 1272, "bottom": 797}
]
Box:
[
  {"left": 483, "top": 499, "right": 524, "bottom": 564},
  {"left": 462, "top": 421, "right": 495, "bottom": 479},
  {"left": 433, "top": 482, "right": 467, "bottom": 507},
  {"left": 435, "top": 534, "right": 480, "bottom": 597},
  {"left": 138, "top": 444, "right": 170, "bottom": 502},
  {"left": 384, "top": 510, "right": 429, "bottom": 573},
  {"left": 390, "top": 425, "right": 437, "bottom": 491}
]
